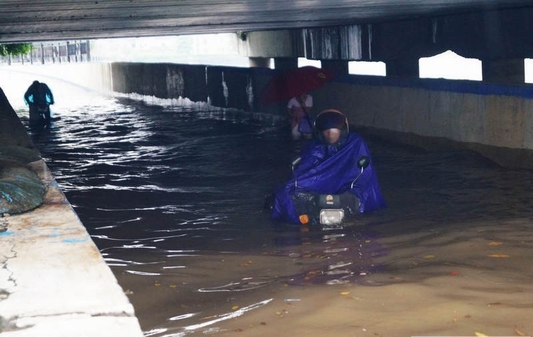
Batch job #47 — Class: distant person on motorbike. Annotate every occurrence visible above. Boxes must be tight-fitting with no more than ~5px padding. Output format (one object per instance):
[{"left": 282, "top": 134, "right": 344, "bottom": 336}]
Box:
[
  {"left": 270, "top": 109, "right": 386, "bottom": 224},
  {"left": 24, "top": 80, "right": 55, "bottom": 127}
]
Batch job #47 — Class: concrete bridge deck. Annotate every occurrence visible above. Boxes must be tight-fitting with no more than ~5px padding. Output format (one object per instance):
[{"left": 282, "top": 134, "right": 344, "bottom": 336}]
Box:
[{"left": 0, "top": 89, "right": 143, "bottom": 336}]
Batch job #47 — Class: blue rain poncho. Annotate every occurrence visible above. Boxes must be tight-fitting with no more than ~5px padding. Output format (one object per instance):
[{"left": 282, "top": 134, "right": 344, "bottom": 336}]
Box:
[{"left": 271, "top": 132, "right": 386, "bottom": 224}]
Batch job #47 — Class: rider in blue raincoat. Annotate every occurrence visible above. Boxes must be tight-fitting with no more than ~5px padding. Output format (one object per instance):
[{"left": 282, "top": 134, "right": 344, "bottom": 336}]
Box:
[{"left": 271, "top": 109, "right": 386, "bottom": 224}]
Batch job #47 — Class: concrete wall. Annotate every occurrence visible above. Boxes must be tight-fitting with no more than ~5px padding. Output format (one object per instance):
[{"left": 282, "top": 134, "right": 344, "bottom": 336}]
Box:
[
  {"left": 313, "top": 77, "right": 533, "bottom": 168},
  {"left": 109, "top": 62, "right": 290, "bottom": 123},
  {"left": 107, "top": 62, "right": 533, "bottom": 167},
  {"left": 19, "top": 62, "right": 533, "bottom": 168},
  {"left": 239, "top": 30, "right": 300, "bottom": 58},
  {"left": 7, "top": 63, "right": 114, "bottom": 94}
]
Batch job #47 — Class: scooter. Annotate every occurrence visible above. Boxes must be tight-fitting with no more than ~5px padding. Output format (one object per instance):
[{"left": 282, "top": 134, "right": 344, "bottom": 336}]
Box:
[
  {"left": 290, "top": 156, "right": 370, "bottom": 225},
  {"left": 29, "top": 103, "right": 51, "bottom": 127}
]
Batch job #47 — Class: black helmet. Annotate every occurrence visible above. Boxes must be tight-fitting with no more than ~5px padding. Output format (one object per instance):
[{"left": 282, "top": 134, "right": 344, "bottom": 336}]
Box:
[
  {"left": 315, "top": 109, "right": 349, "bottom": 132},
  {"left": 314, "top": 109, "right": 350, "bottom": 145}
]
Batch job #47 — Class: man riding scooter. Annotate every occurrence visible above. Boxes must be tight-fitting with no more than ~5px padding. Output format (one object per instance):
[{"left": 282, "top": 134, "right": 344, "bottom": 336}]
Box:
[
  {"left": 24, "top": 80, "right": 55, "bottom": 128},
  {"left": 270, "top": 109, "right": 386, "bottom": 225}
]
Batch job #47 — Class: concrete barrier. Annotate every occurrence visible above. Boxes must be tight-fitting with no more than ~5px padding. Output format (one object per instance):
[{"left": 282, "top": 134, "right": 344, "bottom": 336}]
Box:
[
  {"left": 0, "top": 89, "right": 143, "bottom": 336},
  {"left": 313, "top": 77, "right": 533, "bottom": 168},
  {"left": 12, "top": 62, "right": 533, "bottom": 168}
]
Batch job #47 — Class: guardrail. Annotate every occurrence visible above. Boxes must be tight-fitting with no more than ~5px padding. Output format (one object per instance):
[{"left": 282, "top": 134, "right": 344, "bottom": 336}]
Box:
[{"left": 0, "top": 41, "right": 90, "bottom": 65}]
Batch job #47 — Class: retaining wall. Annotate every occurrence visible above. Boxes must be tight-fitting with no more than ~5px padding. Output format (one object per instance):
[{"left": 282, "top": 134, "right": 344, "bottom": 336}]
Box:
[
  {"left": 313, "top": 77, "right": 533, "bottom": 168},
  {"left": 17, "top": 62, "right": 533, "bottom": 168}
]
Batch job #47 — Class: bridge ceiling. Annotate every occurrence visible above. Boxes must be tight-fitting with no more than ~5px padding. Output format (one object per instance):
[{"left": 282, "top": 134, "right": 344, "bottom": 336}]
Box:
[{"left": 1, "top": 0, "right": 533, "bottom": 44}]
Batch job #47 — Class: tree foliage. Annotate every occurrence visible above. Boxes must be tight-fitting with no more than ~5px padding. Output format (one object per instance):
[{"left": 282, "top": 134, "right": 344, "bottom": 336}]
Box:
[{"left": 0, "top": 43, "right": 33, "bottom": 57}]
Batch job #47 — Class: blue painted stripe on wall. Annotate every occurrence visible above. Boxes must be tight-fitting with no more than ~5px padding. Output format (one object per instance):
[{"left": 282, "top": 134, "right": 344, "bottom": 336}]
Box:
[{"left": 335, "top": 75, "right": 533, "bottom": 99}]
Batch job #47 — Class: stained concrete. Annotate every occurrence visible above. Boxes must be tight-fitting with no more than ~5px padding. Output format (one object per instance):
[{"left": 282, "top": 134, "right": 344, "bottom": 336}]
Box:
[
  {"left": 0, "top": 88, "right": 143, "bottom": 336},
  {"left": 313, "top": 80, "right": 533, "bottom": 168}
]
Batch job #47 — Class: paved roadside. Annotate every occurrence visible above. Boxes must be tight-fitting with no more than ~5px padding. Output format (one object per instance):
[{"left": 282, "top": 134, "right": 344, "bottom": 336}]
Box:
[{"left": 0, "top": 87, "right": 144, "bottom": 336}]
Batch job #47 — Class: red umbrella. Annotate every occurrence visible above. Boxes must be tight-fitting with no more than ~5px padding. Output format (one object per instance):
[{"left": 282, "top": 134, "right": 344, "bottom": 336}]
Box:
[{"left": 260, "top": 66, "right": 336, "bottom": 105}]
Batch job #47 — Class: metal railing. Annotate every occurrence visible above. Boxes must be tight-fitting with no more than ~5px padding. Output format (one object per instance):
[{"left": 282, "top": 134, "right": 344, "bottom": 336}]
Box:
[{"left": 0, "top": 40, "right": 90, "bottom": 65}]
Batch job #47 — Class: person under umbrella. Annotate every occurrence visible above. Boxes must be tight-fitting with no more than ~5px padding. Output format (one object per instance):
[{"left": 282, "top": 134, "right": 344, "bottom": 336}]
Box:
[{"left": 287, "top": 92, "right": 313, "bottom": 140}]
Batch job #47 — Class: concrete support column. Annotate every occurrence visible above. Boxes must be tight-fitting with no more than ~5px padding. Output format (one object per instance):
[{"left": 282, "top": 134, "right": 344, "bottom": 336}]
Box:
[
  {"left": 249, "top": 57, "right": 271, "bottom": 68},
  {"left": 40, "top": 43, "right": 45, "bottom": 65},
  {"left": 482, "top": 58, "right": 525, "bottom": 84},
  {"left": 386, "top": 58, "right": 419, "bottom": 79},
  {"left": 274, "top": 57, "right": 298, "bottom": 72},
  {"left": 86, "top": 39, "right": 91, "bottom": 62},
  {"left": 321, "top": 60, "right": 349, "bottom": 75}
]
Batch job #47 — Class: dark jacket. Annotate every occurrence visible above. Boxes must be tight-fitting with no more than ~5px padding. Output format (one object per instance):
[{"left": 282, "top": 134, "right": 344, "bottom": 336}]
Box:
[{"left": 24, "top": 82, "right": 54, "bottom": 106}]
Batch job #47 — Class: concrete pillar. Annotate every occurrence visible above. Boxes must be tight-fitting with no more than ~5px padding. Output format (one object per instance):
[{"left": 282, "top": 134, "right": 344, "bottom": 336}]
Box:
[
  {"left": 40, "top": 43, "right": 45, "bottom": 65},
  {"left": 242, "top": 30, "right": 300, "bottom": 59},
  {"left": 274, "top": 57, "right": 298, "bottom": 72},
  {"left": 206, "top": 67, "right": 225, "bottom": 107},
  {"left": 249, "top": 57, "right": 271, "bottom": 68},
  {"left": 86, "top": 39, "right": 91, "bottom": 62},
  {"left": 386, "top": 58, "right": 419, "bottom": 79},
  {"left": 321, "top": 60, "right": 349, "bottom": 75},
  {"left": 482, "top": 58, "right": 525, "bottom": 84}
]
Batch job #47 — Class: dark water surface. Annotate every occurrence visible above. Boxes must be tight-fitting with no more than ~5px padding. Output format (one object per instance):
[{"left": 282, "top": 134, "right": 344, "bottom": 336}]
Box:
[{"left": 5, "top": 70, "right": 533, "bottom": 336}]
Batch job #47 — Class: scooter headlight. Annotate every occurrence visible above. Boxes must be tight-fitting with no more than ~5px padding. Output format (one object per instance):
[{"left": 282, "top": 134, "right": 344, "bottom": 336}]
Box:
[{"left": 319, "top": 209, "right": 344, "bottom": 225}]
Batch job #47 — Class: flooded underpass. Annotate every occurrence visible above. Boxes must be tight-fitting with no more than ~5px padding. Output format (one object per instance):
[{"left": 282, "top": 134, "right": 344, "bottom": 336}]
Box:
[{"left": 2, "top": 68, "right": 533, "bottom": 337}]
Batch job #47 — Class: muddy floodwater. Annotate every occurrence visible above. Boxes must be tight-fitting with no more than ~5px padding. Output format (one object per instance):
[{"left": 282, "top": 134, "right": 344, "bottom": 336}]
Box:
[{"left": 3, "top": 69, "right": 533, "bottom": 337}]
